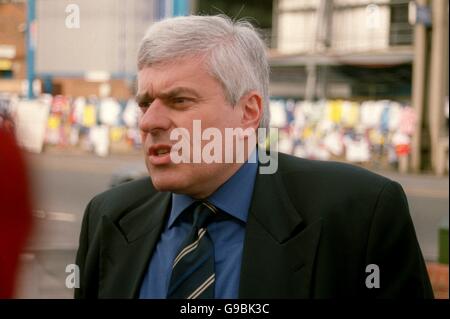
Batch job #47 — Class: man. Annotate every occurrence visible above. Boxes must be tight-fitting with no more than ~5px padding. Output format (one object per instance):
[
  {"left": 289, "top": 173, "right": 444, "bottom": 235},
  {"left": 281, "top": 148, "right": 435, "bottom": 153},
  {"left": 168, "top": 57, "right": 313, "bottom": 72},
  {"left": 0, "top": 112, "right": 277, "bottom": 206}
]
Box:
[{"left": 75, "top": 15, "right": 433, "bottom": 299}]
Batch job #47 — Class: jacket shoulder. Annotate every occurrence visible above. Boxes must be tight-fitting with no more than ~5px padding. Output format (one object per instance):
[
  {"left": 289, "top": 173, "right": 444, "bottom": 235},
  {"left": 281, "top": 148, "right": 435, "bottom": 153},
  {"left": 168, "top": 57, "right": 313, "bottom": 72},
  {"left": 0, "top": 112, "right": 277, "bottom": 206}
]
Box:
[
  {"left": 274, "top": 152, "right": 397, "bottom": 222},
  {"left": 276, "top": 151, "right": 391, "bottom": 189},
  {"left": 85, "top": 177, "right": 157, "bottom": 224}
]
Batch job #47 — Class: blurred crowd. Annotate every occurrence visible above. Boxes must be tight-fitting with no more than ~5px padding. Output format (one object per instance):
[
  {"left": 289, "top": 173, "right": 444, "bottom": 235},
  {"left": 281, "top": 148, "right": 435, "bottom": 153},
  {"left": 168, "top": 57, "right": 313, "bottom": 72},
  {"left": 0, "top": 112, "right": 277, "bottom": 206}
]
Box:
[
  {"left": 270, "top": 98, "right": 419, "bottom": 169},
  {"left": 1, "top": 92, "right": 424, "bottom": 170},
  {"left": 0, "top": 93, "right": 142, "bottom": 156}
]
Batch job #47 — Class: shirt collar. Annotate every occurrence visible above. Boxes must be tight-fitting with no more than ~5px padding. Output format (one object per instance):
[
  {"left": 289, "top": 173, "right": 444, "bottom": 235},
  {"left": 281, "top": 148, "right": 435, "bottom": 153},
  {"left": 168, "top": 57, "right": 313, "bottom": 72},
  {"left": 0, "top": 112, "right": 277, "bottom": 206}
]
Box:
[{"left": 168, "top": 148, "right": 258, "bottom": 228}]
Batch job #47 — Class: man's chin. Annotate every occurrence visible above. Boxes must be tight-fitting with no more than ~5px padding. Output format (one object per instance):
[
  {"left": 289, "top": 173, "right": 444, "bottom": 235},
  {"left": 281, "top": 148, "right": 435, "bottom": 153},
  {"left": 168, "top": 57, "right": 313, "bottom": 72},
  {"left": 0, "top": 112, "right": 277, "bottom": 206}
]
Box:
[{"left": 150, "top": 179, "right": 186, "bottom": 193}]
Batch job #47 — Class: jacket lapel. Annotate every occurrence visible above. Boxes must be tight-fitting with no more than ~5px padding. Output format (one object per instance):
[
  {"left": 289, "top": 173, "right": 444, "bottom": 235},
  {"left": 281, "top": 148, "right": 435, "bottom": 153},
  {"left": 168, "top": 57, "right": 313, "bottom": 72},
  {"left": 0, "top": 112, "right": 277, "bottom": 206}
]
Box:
[
  {"left": 98, "top": 191, "right": 171, "bottom": 298},
  {"left": 239, "top": 158, "right": 322, "bottom": 298}
]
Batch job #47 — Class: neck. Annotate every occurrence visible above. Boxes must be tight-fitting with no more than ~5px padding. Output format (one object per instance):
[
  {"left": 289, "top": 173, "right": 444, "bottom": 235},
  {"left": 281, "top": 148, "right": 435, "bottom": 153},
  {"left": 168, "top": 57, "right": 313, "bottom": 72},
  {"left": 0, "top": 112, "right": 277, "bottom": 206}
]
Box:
[
  {"left": 190, "top": 161, "right": 245, "bottom": 199},
  {"left": 192, "top": 143, "right": 257, "bottom": 199}
]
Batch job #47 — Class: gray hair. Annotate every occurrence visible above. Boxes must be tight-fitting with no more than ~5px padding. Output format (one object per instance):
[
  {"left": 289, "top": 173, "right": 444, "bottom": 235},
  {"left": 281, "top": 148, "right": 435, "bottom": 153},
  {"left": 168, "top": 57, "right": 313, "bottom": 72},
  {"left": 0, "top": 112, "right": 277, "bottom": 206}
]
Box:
[{"left": 137, "top": 15, "right": 270, "bottom": 130}]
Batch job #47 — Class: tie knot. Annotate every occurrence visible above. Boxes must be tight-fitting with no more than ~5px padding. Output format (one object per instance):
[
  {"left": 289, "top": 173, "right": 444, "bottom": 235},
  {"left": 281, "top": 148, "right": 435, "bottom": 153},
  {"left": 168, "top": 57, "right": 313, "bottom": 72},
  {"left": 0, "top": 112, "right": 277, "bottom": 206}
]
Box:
[{"left": 192, "top": 201, "right": 218, "bottom": 229}]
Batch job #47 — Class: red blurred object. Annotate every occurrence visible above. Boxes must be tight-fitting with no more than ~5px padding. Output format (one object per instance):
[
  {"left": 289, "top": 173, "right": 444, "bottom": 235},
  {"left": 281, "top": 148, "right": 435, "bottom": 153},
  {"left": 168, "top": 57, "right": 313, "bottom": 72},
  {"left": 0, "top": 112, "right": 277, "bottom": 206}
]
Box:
[
  {"left": 395, "top": 144, "right": 411, "bottom": 156},
  {"left": 0, "top": 128, "right": 32, "bottom": 298}
]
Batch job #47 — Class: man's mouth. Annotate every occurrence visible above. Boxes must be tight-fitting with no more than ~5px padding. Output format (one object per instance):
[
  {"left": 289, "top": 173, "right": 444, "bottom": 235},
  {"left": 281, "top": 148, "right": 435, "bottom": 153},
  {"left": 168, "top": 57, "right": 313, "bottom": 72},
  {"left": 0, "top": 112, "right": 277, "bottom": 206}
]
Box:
[
  {"left": 148, "top": 144, "right": 173, "bottom": 165},
  {"left": 149, "top": 144, "right": 172, "bottom": 156},
  {"left": 155, "top": 148, "right": 170, "bottom": 156}
]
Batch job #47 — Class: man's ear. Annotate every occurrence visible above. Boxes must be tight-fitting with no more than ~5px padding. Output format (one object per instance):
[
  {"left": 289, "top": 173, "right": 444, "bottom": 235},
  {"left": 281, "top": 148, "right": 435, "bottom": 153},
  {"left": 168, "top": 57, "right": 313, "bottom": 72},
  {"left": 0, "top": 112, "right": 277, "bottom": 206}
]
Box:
[{"left": 240, "top": 91, "right": 263, "bottom": 130}]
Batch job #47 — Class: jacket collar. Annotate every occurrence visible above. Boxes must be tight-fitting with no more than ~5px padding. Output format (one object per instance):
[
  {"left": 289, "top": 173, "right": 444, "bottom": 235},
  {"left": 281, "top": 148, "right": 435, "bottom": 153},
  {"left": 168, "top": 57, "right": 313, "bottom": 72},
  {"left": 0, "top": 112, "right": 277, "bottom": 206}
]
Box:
[{"left": 98, "top": 190, "right": 171, "bottom": 298}]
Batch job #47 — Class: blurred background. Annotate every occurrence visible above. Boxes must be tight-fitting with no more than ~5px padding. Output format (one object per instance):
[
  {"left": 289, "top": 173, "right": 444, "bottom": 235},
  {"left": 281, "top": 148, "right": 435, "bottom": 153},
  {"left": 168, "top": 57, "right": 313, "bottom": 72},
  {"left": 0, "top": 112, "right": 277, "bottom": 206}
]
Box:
[{"left": 0, "top": 0, "right": 448, "bottom": 298}]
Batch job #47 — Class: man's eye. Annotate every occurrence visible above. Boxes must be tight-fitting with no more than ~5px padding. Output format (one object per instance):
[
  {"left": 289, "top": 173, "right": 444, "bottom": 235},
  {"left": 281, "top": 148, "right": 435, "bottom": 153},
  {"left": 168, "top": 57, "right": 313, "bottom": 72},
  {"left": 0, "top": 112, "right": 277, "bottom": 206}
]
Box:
[
  {"left": 173, "top": 97, "right": 189, "bottom": 104},
  {"left": 138, "top": 102, "right": 150, "bottom": 110}
]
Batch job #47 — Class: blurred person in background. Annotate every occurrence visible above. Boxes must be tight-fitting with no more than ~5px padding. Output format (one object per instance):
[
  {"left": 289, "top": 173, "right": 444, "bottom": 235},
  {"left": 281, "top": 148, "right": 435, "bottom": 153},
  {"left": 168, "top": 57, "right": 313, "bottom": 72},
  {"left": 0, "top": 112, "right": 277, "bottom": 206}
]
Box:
[{"left": 0, "top": 123, "right": 32, "bottom": 298}]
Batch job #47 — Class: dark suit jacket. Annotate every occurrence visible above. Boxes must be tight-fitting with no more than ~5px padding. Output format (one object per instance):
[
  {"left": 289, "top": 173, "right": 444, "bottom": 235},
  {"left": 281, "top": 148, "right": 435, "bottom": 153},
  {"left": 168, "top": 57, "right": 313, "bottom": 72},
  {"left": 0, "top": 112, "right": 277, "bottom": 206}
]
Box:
[{"left": 74, "top": 152, "right": 433, "bottom": 298}]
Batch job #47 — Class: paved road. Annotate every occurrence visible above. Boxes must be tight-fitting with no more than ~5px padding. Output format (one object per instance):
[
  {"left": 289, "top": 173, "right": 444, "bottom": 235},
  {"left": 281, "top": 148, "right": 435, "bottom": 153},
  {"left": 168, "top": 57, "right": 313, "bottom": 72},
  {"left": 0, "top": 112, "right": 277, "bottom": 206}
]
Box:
[
  {"left": 16, "top": 152, "right": 145, "bottom": 298},
  {"left": 14, "top": 152, "right": 449, "bottom": 298}
]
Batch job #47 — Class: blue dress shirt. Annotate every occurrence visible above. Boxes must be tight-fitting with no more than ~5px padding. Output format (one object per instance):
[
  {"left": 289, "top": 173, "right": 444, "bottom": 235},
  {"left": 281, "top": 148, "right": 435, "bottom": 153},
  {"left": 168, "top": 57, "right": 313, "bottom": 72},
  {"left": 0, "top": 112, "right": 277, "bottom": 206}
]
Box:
[{"left": 139, "top": 150, "right": 258, "bottom": 299}]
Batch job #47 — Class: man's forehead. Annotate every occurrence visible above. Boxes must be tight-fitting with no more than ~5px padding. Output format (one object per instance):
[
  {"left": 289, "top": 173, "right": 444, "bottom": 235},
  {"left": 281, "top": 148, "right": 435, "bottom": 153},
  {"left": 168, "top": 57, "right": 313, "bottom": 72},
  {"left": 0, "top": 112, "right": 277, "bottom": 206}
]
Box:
[
  {"left": 139, "top": 55, "right": 206, "bottom": 75},
  {"left": 137, "top": 70, "right": 193, "bottom": 96},
  {"left": 137, "top": 57, "right": 209, "bottom": 94},
  {"left": 137, "top": 69, "right": 154, "bottom": 94}
]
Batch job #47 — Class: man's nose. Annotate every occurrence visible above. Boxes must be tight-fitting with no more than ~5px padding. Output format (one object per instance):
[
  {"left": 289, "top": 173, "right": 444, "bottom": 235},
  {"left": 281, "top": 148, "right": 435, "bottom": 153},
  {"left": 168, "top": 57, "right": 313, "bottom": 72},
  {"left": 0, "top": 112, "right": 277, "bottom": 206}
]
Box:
[{"left": 139, "top": 99, "right": 171, "bottom": 134}]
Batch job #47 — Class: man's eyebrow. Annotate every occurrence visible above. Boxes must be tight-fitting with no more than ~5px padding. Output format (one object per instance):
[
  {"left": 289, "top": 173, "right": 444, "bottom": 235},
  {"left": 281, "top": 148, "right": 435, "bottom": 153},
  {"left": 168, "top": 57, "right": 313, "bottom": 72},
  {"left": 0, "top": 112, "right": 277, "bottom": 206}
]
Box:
[
  {"left": 135, "top": 92, "right": 152, "bottom": 105},
  {"left": 135, "top": 87, "right": 200, "bottom": 104}
]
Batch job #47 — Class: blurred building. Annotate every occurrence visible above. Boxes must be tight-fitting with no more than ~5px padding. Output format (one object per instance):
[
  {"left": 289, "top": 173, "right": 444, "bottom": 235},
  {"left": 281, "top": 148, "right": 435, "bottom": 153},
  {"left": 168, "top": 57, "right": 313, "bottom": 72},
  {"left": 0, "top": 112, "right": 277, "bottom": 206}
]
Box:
[
  {"left": 0, "top": 1, "right": 27, "bottom": 91},
  {"left": 271, "top": 0, "right": 414, "bottom": 100},
  {"left": 35, "top": 0, "right": 156, "bottom": 99},
  {"left": 269, "top": 0, "right": 448, "bottom": 174},
  {"left": 0, "top": 0, "right": 192, "bottom": 157},
  {"left": 0, "top": 0, "right": 191, "bottom": 98},
  {"left": 0, "top": 0, "right": 447, "bottom": 174}
]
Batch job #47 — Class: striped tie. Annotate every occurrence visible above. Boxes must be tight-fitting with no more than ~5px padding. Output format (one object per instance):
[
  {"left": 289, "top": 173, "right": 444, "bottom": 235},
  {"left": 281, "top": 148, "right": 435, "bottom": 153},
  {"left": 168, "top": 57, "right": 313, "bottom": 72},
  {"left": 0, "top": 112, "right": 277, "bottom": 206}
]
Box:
[{"left": 167, "top": 201, "right": 218, "bottom": 299}]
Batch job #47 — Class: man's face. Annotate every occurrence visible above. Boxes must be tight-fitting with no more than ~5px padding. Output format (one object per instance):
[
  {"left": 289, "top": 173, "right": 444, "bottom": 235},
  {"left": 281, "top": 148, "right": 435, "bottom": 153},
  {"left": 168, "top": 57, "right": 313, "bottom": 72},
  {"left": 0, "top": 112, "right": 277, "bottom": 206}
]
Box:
[{"left": 137, "top": 56, "right": 247, "bottom": 198}]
